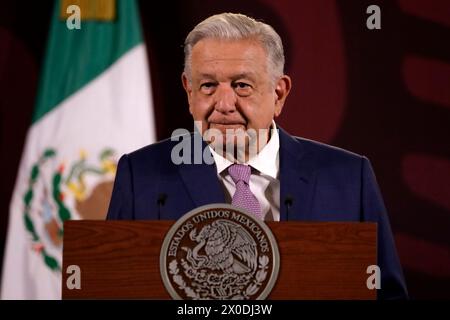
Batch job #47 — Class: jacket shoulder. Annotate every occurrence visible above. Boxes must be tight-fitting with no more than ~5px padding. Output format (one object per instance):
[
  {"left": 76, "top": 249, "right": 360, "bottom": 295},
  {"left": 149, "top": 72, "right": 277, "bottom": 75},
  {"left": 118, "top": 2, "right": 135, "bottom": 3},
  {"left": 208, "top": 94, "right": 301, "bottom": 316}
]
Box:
[
  {"left": 126, "top": 132, "right": 191, "bottom": 164},
  {"left": 292, "top": 136, "right": 366, "bottom": 166}
]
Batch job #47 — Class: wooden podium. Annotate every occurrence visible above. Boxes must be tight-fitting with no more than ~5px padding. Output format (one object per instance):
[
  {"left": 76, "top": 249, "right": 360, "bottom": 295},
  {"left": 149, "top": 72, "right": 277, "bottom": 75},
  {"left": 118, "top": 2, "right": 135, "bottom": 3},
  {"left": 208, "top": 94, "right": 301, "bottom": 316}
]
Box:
[{"left": 62, "top": 221, "right": 377, "bottom": 300}]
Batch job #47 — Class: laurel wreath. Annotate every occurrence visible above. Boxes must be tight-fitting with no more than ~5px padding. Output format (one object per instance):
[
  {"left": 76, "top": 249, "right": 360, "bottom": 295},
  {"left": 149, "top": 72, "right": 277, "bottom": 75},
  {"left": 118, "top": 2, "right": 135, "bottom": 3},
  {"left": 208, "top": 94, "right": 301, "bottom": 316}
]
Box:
[
  {"left": 22, "top": 148, "right": 72, "bottom": 271},
  {"left": 169, "top": 259, "right": 200, "bottom": 299},
  {"left": 243, "top": 255, "right": 269, "bottom": 299},
  {"left": 168, "top": 254, "right": 270, "bottom": 300}
]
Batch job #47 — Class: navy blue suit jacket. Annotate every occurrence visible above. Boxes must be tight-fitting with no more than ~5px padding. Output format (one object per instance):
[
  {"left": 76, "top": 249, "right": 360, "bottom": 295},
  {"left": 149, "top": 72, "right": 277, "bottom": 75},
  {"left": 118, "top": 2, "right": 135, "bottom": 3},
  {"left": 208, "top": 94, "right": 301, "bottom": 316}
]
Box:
[{"left": 107, "top": 127, "right": 408, "bottom": 299}]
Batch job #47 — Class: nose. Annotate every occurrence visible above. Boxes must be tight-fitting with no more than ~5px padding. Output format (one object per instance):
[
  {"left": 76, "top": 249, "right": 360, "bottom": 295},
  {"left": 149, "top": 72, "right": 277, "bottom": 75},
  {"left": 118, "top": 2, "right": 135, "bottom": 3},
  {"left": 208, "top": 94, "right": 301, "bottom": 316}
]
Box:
[{"left": 214, "top": 84, "right": 237, "bottom": 113}]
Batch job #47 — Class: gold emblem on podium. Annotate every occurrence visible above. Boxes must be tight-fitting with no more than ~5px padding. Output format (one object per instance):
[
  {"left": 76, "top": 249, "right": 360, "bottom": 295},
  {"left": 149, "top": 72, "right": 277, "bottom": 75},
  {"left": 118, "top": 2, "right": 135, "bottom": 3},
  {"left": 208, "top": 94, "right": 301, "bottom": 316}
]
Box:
[{"left": 160, "top": 204, "right": 280, "bottom": 300}]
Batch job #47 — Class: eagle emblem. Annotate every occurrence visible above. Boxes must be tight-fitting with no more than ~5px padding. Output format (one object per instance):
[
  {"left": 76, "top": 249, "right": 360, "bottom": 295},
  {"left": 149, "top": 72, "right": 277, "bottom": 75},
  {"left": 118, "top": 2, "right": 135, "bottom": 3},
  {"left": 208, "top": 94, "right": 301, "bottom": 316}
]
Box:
[
  {"left": 184, "top": 220, "right": 258, "bottom": 274},
  {"left": 160, "top": 204, "right": 280, "bottom": 300}
]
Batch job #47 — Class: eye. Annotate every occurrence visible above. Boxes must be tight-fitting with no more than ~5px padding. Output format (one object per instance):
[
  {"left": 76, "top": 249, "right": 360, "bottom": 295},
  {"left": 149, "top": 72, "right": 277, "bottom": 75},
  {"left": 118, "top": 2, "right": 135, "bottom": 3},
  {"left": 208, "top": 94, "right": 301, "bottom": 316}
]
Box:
[
  {"left": 200, "top": 82, "right": 217, "bottom": 94},
  {"left": 201, "top": 82, "right": 215, "bottom": 88},
  {"left": 233, "top": 82, "right": 252, "bottom": 96},
  {"left": 234, "top": 82, "right": 251, "bottom": 89}
]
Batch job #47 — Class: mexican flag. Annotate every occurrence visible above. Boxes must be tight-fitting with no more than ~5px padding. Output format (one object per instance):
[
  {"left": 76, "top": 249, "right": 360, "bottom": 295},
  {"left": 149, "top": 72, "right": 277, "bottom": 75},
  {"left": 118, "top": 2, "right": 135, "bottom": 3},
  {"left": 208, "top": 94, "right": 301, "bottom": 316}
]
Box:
[{"left": 1, "top": 0, "right": 155, "bottom": 299}]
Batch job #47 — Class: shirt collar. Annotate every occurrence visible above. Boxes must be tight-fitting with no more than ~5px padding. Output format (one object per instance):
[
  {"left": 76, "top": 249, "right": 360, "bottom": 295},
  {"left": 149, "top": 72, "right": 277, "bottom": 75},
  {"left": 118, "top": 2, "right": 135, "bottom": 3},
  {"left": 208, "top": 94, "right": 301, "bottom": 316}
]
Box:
[{"left": 209, "top": 121, "right": 280, "bottom": 180}]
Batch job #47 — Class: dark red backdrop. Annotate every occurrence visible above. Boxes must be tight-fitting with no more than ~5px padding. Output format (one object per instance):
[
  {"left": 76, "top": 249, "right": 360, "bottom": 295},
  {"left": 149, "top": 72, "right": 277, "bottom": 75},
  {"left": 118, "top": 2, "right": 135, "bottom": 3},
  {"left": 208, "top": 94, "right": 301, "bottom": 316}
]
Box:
[{"left": 1, "top": 0, "right": 449, "bottom": 299}]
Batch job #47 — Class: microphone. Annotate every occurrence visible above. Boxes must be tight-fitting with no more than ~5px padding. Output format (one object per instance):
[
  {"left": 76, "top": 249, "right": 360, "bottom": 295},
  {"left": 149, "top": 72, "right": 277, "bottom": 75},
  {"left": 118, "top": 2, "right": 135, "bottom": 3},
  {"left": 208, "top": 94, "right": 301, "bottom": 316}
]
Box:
[
  {"left": 157, "top": 193, "right": 167, "bottom": 220},
  {"left": 284, "top": 195, "right": 293, "bottom": 221}
]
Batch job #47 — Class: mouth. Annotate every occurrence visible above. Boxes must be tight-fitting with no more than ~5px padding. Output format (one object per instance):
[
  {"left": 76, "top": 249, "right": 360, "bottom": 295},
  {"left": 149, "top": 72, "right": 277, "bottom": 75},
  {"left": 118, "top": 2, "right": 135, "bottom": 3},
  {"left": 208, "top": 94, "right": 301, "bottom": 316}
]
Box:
[{"left": 209, "top": 122, "right": 247, "bottom": 130}]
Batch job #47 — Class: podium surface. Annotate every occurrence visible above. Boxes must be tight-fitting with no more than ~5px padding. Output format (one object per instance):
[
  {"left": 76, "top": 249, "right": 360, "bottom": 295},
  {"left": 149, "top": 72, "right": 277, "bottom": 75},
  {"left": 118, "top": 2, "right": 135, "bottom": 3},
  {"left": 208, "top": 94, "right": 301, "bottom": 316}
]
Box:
[{"left": 62, "top": 220, "right": 376, "bottom": 299}]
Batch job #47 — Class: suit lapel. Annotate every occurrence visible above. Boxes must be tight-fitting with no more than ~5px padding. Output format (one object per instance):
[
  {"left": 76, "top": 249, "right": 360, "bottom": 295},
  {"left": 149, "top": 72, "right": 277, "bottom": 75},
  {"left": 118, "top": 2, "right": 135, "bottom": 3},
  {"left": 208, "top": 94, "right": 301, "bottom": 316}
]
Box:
[
  {"left": 177, "top": 133, "right": 225, "bottom": 206},
  {"left": 279, "top": 127, "right": 316, "bottom": 221}
]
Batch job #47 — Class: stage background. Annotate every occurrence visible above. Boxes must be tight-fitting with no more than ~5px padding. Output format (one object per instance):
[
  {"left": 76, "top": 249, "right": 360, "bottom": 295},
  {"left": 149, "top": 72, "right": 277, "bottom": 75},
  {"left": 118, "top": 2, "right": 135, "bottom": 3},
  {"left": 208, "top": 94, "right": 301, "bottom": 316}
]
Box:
[{"left": 1, "top": 0, "right": 449, "bottom": 299}]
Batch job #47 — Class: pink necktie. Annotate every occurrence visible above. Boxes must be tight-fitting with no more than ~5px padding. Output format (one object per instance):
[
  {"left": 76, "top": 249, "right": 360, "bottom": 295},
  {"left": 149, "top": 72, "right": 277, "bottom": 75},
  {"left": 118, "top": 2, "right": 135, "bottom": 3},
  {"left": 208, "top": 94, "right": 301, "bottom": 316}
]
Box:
[{"left": 228, "top": 164, "right": 263, "bottom": 219}]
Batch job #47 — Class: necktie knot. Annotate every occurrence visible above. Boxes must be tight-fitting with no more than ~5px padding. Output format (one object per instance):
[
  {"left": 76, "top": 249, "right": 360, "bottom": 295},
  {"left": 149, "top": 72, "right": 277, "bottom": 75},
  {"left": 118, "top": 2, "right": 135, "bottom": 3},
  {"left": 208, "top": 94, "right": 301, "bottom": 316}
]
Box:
[{"left": 228, "top": 164, "right": 251, "bottom": 184}]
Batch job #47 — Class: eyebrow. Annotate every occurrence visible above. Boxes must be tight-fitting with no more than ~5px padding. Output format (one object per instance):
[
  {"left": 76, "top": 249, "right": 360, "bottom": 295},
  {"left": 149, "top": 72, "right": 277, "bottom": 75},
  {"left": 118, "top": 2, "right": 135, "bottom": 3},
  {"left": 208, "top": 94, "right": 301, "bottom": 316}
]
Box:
[
  {"left": 231, "top": 73, "right": 257, "bottom": 82},
  {"left": 198, "top": 73, "right": 216, "bottom": 80},
  {"left": 197, "top": 72, "right": 257, "bottom": 82}
]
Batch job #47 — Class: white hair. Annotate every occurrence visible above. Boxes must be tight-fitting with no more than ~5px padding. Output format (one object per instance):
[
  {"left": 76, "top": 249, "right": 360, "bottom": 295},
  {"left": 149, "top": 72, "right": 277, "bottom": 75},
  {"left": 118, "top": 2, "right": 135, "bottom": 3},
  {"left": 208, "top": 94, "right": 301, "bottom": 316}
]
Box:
[{"left": 184, "top": 13, "right": 285, "bottom": 82}]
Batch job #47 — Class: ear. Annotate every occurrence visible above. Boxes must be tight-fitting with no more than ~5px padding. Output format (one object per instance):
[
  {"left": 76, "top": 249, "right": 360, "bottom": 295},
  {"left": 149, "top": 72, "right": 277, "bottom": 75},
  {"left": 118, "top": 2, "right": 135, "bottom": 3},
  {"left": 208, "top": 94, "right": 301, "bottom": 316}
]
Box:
[
  {"left": 274, "top": 75, "right": 292, "bottom": 117},
  {"left": 181, "top": 72, "right": 194, "bottom": 114}
]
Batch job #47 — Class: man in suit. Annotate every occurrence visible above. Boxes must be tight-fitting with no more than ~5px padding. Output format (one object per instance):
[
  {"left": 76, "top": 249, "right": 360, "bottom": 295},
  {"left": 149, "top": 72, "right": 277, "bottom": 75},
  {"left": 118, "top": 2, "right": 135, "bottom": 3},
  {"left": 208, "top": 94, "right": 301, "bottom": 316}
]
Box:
[{"left": 107, "top": 13, "right": 408, "bottom": 299}]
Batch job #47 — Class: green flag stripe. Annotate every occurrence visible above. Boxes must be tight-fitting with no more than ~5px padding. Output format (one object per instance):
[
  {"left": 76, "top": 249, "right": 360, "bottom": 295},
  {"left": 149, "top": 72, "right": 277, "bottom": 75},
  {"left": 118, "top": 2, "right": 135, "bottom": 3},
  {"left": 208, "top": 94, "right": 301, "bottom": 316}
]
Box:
[{"left": 32, "top": 0, "right": 143, "bottom": 123}]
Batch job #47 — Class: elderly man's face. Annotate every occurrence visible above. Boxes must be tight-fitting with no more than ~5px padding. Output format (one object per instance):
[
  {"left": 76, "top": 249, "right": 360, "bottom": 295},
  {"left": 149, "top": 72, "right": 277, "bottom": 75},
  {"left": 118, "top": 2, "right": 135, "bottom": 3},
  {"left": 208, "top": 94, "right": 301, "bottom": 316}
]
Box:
[{"left": 182, "top": 38, "right": 291, "bottom": 159}]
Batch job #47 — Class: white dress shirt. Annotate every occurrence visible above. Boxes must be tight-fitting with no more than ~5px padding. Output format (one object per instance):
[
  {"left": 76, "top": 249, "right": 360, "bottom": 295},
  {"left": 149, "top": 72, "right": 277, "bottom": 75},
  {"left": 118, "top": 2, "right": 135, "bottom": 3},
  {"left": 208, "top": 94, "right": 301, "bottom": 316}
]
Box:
[{"left": 209, "top": 121, "right": 280, "bottom": 221}]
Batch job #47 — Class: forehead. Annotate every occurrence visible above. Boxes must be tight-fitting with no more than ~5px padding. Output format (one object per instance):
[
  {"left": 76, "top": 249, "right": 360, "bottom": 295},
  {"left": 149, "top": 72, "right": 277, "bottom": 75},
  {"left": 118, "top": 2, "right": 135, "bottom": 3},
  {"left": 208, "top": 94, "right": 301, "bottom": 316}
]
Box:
[{"left": 190, "top": 38, "right": 268, "bottom": 77}]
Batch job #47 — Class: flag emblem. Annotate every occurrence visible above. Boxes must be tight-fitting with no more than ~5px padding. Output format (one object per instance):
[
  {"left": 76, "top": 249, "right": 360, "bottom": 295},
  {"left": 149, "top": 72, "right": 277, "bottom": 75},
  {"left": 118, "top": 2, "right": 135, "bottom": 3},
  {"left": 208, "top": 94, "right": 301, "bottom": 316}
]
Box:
[{"left": 22, "top": 148, "right": 117, "bottom": 271}]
